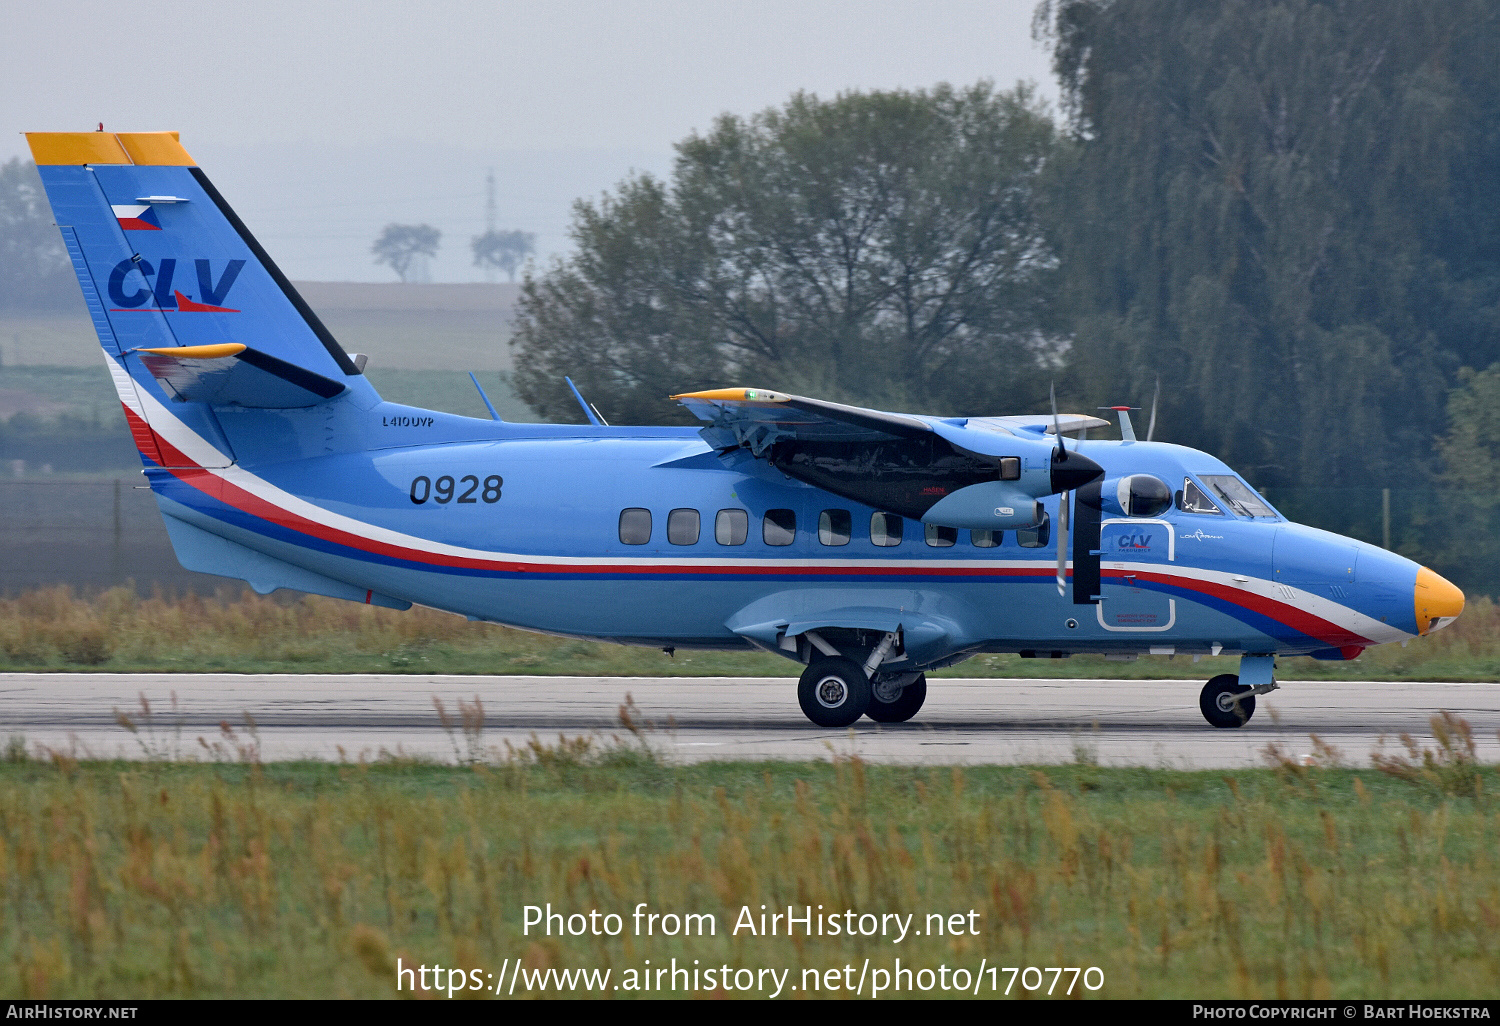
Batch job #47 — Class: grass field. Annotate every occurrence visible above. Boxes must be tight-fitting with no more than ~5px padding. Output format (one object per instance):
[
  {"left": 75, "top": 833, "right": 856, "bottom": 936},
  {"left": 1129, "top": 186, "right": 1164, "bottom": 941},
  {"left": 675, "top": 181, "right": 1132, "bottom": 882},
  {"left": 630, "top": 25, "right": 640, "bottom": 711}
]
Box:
[
  {"left": 1, "top": 585, "right": 1497, "bottom": 680},
  {"left": 1, "top": 743, "right": 1495, "bottom": 999}
]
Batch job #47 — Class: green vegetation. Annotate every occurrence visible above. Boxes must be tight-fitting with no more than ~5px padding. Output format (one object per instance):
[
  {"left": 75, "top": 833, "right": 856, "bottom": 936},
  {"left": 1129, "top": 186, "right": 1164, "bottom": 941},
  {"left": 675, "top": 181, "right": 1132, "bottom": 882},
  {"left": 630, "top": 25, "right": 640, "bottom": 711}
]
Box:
[
  {"left": 1, "top": 743, "right": 1496, "bottom": 998},
  {"left": 0, "top": 158, "right": 78, "bottom": 313},
  {"left": 511, "top": 82, "right": 1061, "bottom": 425},
  {"left": 1, "top": 585, "right": 1495, "bottom": 679}
]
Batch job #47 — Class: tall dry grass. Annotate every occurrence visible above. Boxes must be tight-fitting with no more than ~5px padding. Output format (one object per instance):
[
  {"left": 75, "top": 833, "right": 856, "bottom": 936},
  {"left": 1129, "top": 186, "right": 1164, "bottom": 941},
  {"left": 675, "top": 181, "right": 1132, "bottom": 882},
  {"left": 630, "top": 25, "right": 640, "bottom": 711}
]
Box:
[
  {"left": 0, "top": 751, "right": 1496, "bottom": 998},
  {"left": 0, "top": 585, "right": 786, "bottom": 675},
  {"left": 1, "top": 586, "right": 1496, "bottom": 678}
]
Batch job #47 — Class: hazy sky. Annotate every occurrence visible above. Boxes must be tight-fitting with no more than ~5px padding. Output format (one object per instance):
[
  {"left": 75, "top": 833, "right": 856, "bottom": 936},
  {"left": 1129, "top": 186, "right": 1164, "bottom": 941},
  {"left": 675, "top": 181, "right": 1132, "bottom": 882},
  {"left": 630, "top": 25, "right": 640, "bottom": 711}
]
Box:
[{"left": 5, "top": 1, "right": 1058, "bottom": 281}]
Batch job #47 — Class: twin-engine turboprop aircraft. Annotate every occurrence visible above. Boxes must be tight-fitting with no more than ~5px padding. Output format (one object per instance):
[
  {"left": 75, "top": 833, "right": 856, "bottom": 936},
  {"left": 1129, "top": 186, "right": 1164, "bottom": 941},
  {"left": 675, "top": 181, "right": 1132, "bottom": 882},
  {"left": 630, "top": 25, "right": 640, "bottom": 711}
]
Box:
[{"left": 27, "top": 130, "right": 1466, "bottom": 728}]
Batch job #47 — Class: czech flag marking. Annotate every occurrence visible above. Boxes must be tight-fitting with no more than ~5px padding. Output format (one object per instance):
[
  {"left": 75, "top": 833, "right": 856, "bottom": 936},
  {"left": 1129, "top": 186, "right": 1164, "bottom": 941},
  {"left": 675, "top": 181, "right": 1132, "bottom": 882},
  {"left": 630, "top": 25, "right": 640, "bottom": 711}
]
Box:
[{"left": 111, "top": 204, "right": 161, "bottom": 230}]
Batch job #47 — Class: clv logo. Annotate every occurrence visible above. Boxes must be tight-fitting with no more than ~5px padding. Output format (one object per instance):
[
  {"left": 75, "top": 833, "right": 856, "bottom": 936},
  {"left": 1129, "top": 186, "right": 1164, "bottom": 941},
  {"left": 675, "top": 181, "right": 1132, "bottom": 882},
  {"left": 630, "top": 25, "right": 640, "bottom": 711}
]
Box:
[
  {"left": 108, "top": 258, "right": 245, "bottom": 312},
  {"left": 1116, "top": 533, "right": 1153, "bottom": 550}
]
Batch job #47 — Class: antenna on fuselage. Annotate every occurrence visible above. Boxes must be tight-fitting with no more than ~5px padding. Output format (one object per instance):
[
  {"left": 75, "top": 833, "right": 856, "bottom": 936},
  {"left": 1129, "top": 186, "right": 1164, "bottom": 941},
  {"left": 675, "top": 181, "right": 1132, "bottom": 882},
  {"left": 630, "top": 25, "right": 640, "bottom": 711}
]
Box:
[
  {"left": 565, "top": 376, "right": 608, "bottom": 426},
  {"left": 469, "top": 372, "right": 502, "bottom": 421}
]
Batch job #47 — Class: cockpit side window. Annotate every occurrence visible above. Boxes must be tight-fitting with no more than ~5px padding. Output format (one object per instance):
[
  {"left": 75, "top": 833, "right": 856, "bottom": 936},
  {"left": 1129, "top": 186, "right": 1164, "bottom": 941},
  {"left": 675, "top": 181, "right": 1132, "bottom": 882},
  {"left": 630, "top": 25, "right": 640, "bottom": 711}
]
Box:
[
  {"left": 1178, "top": 479, "right": 1222, "bottom": 515},
  {"left": 1118, "top": 474, "right": 1172, "bottom": 517},
  {"left": 1199, "top": 475, "right": 1276, "bottom": 517}
]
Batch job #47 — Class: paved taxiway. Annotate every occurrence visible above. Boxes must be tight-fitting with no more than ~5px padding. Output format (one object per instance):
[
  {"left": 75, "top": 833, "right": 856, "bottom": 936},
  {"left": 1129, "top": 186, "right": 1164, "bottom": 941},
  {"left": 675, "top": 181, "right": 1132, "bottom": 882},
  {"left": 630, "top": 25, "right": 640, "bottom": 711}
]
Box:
[{"left": 3, "top": 674, "right": 1498, "bottom": 767}]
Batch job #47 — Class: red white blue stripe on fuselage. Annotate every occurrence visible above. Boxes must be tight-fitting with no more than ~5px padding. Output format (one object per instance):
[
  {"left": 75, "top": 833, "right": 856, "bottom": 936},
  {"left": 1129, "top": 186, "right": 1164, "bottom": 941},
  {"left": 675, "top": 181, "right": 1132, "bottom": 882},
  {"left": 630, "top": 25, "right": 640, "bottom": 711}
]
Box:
[{"left": 120, "top": 390, "right": 1413, "bottom": 656}]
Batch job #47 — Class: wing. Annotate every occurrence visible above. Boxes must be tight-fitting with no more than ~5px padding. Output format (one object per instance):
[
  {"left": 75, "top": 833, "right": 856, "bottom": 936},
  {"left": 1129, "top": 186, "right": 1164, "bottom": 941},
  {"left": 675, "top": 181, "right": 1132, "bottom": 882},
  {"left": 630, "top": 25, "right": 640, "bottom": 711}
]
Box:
[{"left": 673, "top": 388, "right": 1104, "bottom": 526}]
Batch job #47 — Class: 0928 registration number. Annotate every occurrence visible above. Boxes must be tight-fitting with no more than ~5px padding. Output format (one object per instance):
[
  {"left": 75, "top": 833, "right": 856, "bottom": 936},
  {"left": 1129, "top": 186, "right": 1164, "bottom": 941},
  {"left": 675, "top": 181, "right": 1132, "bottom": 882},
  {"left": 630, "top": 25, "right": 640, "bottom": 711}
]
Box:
[{"left": 409, "top": 475, "right": 502, "bottom": 505}]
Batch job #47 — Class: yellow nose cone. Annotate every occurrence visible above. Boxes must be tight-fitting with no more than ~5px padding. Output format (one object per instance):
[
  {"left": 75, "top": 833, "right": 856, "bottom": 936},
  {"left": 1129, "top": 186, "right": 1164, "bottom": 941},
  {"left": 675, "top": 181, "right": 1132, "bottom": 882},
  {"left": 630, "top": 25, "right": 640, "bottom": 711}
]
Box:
[{"left": 1414, "top": 567, "right": 1464, "bottom": 635}]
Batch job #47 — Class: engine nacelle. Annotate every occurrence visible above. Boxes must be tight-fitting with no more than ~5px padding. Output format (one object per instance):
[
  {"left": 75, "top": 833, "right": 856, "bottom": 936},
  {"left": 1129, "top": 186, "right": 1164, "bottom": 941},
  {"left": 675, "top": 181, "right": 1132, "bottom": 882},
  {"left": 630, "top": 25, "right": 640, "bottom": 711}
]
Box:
[{"left": 919, "top": 482, "right": 1044, "bottom": 531}]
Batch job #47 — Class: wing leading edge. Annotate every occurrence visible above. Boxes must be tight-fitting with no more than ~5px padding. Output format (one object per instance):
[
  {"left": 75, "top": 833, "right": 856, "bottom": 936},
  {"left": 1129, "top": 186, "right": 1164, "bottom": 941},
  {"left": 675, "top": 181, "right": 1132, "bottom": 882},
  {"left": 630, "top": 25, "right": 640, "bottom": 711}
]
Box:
[{"left": 672, "top": 388, "right": 1105, "bottom": 528}]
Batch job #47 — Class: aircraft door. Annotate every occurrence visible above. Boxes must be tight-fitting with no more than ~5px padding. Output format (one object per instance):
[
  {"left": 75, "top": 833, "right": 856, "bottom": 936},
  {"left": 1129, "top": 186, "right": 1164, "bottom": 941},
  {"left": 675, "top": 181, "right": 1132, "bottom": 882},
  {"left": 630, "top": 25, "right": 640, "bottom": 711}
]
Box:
[{"left": 1097, "top": 518, "right": 1175, "bottom": 632}]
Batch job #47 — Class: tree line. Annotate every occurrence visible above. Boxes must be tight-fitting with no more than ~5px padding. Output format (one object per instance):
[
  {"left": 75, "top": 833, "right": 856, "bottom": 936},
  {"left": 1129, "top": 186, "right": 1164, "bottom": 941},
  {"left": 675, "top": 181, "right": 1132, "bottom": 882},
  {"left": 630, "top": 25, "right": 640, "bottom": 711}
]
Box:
[{"left": 512, "top": 0, "right": 1500, "bottom": 499}]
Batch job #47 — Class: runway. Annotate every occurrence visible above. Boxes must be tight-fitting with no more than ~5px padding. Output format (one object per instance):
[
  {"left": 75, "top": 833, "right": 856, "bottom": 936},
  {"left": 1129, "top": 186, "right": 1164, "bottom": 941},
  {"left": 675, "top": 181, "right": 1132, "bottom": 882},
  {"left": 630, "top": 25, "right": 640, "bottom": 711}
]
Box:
[{"left": 2, "top": 674, "right": 1497, "bottom": 767}]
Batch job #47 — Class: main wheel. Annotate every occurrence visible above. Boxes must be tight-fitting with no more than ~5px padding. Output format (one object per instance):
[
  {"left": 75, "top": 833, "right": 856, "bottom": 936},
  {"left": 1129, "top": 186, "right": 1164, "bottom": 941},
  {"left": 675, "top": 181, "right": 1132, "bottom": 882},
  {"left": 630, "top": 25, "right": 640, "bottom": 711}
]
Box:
[
  {"left": 866, "top": 673, "right": 927, "bottom": 723},
  {"left": 1200, "top": 673, "right": 1256, "bottom": 728},
  {"left": 798, "top": 657, "right": 873, "bottom": 728}
]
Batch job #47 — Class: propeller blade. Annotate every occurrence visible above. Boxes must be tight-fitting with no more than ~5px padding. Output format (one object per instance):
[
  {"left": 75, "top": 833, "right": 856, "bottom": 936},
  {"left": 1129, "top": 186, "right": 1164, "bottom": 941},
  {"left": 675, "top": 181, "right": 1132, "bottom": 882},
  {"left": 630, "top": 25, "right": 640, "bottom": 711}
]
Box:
[
  {"left": 1048, "top": 383, "right": 1105, "bottom": 492},
  {"left": 1147, "top": 377, "right": 1160, "bottom": 442},
  {"left": 1050, "top": 382, "right": 1065, "bottom": 460},
  {"left": 1072, "top": 476, "right": 1104, "bottom": 605},
  {"left": 1055, "top": 490, "right": 1070, "bottom": 596}
]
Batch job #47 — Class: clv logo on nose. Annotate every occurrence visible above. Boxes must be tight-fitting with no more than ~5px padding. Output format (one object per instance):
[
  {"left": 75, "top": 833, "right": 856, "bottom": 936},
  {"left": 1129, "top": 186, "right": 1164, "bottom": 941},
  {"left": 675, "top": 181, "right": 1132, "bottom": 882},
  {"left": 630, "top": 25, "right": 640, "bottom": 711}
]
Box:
[{"left": 107, "top": 258, "right": 245, "bottom": 312}]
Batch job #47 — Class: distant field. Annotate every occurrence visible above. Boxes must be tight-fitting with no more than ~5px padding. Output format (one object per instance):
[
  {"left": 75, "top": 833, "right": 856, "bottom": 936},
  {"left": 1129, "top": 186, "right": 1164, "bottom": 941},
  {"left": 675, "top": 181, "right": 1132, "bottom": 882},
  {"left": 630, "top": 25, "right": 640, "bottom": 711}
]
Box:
[
  {"left": 0, "top": 281, "right": 517, "bottom": 371},
  {"left": 0, "top": 363, "right": 534, "bottom": 427}
]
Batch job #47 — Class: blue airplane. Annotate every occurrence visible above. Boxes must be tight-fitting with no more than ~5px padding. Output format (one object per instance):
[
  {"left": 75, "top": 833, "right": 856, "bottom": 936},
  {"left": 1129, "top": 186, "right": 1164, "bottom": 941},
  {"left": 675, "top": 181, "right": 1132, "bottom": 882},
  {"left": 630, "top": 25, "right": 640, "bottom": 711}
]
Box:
[{"left": 26, "top": 130, "right": 1466, "bottom": 729}]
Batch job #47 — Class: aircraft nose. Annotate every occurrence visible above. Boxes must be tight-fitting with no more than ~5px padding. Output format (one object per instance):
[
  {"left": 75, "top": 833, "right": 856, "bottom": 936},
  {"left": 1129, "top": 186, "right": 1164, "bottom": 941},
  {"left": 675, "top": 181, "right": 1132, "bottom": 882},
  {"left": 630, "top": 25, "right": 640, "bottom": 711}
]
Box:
[{"left": 1414, "top": 567, "right": 1464, "bottom": 635}]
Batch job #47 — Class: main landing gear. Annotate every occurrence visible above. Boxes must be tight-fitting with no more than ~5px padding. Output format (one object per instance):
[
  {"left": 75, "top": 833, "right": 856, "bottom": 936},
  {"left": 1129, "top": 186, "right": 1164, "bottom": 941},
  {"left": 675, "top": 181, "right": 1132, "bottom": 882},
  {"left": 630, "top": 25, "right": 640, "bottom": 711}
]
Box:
[
  {"left": 867, "top": 672, "right": 927, "bottom": 723},
  {"left": 1197, "top": 655, "right": 1280, "bottom": 728},
  {"left": 794, "top": 631, "right": 928, "bottom": 727}
]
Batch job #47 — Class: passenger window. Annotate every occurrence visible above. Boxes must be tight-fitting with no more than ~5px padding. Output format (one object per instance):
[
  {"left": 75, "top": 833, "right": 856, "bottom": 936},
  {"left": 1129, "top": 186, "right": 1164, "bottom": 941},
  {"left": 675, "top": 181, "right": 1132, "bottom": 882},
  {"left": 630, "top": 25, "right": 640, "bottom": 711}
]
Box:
[
  {"left": 715, "top": 509, "right": 748, "bottom": 545},
  {"left": 1178, "top": 479, "right": 1223, "bottom": 515},
  {"left": 1017, "top": 512, "right": 1051, "bottom": 548},
  {"left": 925, "top": 524, "right": 957, "bottom": 547},
  {"left": 619, "top": 508, "right": 651, "bottom": 545},
  {"left": 763, "top": 509, "right": 796, "bottom": 546},
  {"left": 667, "top": 508, "right": 700, "bottom": 545},
  {"left": 971, "top": 529, "right": 1000, "bottom": 548},
  {"left": 870, "top": 512, "right": 903, "bottom": 546},
  {"left": 818, "top": 509, "right": 851, "bottom": 546}
]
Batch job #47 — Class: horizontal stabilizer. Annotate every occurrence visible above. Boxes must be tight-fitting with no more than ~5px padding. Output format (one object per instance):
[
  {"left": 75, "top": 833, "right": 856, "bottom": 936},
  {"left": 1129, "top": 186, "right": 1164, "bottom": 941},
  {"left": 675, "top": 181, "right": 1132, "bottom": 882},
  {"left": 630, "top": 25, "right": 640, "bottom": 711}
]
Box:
[{"left": 136, "top": 343, "right": 347, "bottom": 408}]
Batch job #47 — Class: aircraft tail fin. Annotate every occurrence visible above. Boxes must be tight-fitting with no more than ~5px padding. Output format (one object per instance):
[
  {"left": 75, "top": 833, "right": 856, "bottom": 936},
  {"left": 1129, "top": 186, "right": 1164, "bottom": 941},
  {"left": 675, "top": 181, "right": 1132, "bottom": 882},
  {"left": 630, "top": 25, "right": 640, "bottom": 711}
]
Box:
[{"left": 25, "top": 131, "right": 370, "bottom": 466}]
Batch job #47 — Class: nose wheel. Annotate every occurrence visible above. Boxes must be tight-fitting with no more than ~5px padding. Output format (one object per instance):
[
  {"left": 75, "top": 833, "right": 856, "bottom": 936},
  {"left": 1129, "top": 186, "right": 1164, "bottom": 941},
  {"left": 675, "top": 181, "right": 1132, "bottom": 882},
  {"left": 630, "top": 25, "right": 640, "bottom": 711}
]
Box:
[{"left": 1200, "top": 673, "right": 1256, "bottom": 728}]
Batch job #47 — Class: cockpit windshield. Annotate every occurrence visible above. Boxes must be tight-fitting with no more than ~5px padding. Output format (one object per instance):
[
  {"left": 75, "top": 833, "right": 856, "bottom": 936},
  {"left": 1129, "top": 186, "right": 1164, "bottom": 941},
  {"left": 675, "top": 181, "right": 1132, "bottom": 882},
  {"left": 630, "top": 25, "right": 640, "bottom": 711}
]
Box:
[{"left": 1199, "top": 475, "right": 1276, "bottom": 518}]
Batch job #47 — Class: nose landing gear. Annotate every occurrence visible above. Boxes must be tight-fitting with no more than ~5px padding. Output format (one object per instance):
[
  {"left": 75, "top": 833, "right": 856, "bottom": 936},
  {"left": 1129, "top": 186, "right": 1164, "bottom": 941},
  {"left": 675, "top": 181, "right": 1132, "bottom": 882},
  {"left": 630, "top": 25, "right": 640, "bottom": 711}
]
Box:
[
  {"left": 1200, "top": 674, "right": 1256, "bottom": 728},
  {"left": 1198, "top": 654, "right": 1280, "bottom": 728}
]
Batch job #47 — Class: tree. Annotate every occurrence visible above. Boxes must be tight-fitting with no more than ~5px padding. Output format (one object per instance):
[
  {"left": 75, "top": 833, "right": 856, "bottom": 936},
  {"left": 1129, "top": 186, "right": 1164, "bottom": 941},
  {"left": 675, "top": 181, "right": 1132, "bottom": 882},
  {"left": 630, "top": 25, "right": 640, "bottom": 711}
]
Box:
[
  {"left": 511, "top": 83, "right": 1064, "bottom": 424},
  {"left": 471, "top": 229, "right": 535, "bottom": 283},
  {"left": 1034, "top": 0, "right": 1500, "bottom": 491},
  {"left": 371, "top": 223, "right": 441, "bottom": 283},
  {"left": 1419, "top": 364, "right": 1500, "bottom": 594},
  {"left": 0, "top": 159, "right": 78, "bottom": 311}
]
